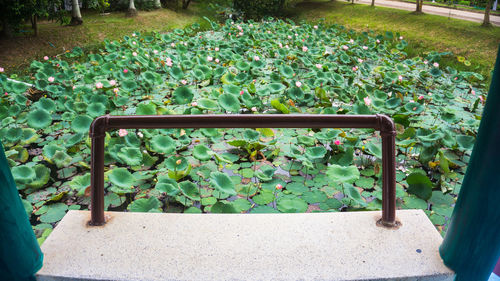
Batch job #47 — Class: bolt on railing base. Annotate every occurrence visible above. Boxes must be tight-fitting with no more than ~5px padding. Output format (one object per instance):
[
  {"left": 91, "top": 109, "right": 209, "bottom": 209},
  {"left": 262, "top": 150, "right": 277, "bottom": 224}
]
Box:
[{"left": 377, "top": 218, "right": 402, "bottom": 229}]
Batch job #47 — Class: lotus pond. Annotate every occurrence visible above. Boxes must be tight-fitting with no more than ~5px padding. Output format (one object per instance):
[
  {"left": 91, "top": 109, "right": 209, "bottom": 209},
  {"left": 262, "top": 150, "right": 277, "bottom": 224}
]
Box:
[{"left": 0, "top": 19, "right": 487, "bottom": 242}]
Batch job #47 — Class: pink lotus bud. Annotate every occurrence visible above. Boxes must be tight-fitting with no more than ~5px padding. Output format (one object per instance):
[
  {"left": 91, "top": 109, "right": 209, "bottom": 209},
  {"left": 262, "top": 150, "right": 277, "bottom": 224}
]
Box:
[
  {"left": 316, "top": 64, "right": 322, "bottom": 69},
  {"left": 302, "top": 46, "right": 308, "bottom": 52},
  {"left": 181, "top": 80, "right": 187, "bottom": 85},
  {"left": 44, "top": 56, "right": 49, "bottom": 60},
  {"left": 95, "top": 82, "right": 103, "bottom": 89},
  {"left": 276, "top": 184, "right": 283, "bottom": 190},
  {"left": 363, "top": 97, "right": 372, "bottom": 106},
  {"left": 109, "top": 80, "right": 117, "bottom": 86},
  {"left": 118, "top": 129, "right": 128, "bottom": 137},
  {"left": 113, "top": 88, "right": 119, "bottom": 93},
  {"left": 433, "top": 62, "right": 439, "bottom": 68},
  {"left": 418, "top": 95, "right": 424, "bottom": 100},
  {"left": 132, "top": 52, "right": 137, "bottom": 57},
  {"left": 215, "top": 47, "right": 219, "bottom": 51},
  {"left": 48, "top": 77, "right": 55, "bottom": 82},
  {"left": 295, "top": 81, "right": 302, "bottom": 87},
  {"left": 362, "top": 46, "right": 368, "bottom": 50},
  {"left": 123, "top": 69, "right": 128, "bottom": 73},
  {"left": 314, "top": 25, "right": 318, "bottom": 29},
  {"left": 334, "top": 140, "right": 341, "bottom": 145}
]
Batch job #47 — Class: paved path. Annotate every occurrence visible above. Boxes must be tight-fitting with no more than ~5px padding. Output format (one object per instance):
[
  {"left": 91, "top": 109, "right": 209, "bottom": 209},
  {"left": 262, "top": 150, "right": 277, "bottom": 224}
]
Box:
[{"left": 356, "top": 0, "right": 500, "bottom": 26}]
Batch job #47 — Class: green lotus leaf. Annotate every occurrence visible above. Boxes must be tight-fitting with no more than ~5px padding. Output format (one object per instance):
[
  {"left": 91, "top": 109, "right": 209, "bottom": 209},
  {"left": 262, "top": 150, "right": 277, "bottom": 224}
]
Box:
[
  {"left": 69, "top": 173, "right": 90, "bottom": 195},
  {"left": 20, "top": 128, "right": 39, "bottom": 145},
  {"left": 404, "top": 102, "right": 424, "bottom": 114},
  {"left": 223, "top": 84, "right": 241, "bottom": 95},
  {"left": 197, "top": 98, "right": 219, "bottom": 111},
  {"left": 243, "top": 129, "right": 260, "bottom": 141},
  {"left": 210, "top": 201, "right": 238, "bottom": 213},
  {"left": 42, "top": 144, "right": 64, "bottom": 159},
  {"left": 149, "top": 135, "right": 176, "bottom": 154},
  {"left": 121, "top": 80, "right": 138, "bottom": 92},
  {"left": 319, "top": 198, "right": 343, "bottom": 210},
  {"left": 210, "top": 172, "right": 236, "bottom": 196},
  {"left": 26, "top": 164, "right": 51, "bottom": 189},
  {"left": 235, "top": 61, "right": 250, "bottom": 71},
  {"left": 277, "top": 196, "right": 308, "bottom": 213},
  {"left": 155, "top": 182, "right": 179, "bottom": 196},
  {"left": 117, "top": 147, "right": 143, "bottom": 166},
  {"left": 406, "top": 172, "right": 433, "bottom": 200},
  {"left": 165, "top": 156, "right": 189, "bottom": 171},
  {"left": 64, "top": 133, "right": 85, "bottom": 147},
  {"left": 40, "top": 203, "right": 68, "bottom": 223},
  {"left": 178, "top": 181, "right": 200, "bottom": 200},
  {"left": 193, "top": 65, "right": 212, "bottom": 80},
  {"left": 279, "top": 65, "right": 295, "bottom": 79},
  {"left": 12, "top": 165, "right": 36, "bottom": 186},
  {"left": 385, "top": 97, "right": 401, "bottom": 109},
  {"left": 170, "top": 66, "right": 184, "bottom": 80},
  {"left": 287, "top": 86, "right": 304, "bottom": 100},
  {"left": 71, "top": 115, "right": 93, "bottom": 133},
  {"left": 173, "top": 86, "right": 194, "bottom": 105},
  {"left": 250, "top": 205, "right": 280, "bottom": 213},
  {"left": 128, "top": 197, "right": 162, "bottom": 213},
  {"left": 86, "top": 103, "right": 106, "bottom": 118},
  {"left": 255, "top": 165, "right": 276, "bottom": 182},
  {"left": 456, "top": 135, "right": 475, "bottom": 150},
  {"left": 267, "top": 83, "right": 286, "bottom": 93},
  {"left": 365, "top": 141, "right": 382, "bottom": 159},
  {"left": 136, "top": 102, "right": 157, "bottom": 115},
  {"left": 36, "top": 97, "right": 56, "bottom": 112},
  {"left": 53, "top": 150, "right": 72, "bottom": 168},
  {"left": 201, "top": 197, "right": 217, "bottom": 206},
  {"left": 5, "top": 127, "right": 23, "bottom": 143},
  {"left": 326, "top": 164, "right": 360, "bottom": 184},
  {"left": 302, "top": 190, "right": 328, "bottom": 204},
  {"left": 251, "top": 60, "right": 265, "bottom": 68},
  {"left": 193, "top": 145, "right": 213, "bottom": 161},
  {"left": 108, "top": 168, "right": 136, "bottom": 188},
  {"left": 305, "top": 146, "right": 327, "bottom": 159},
  {"left": 27, "top": 109, "right": 52, "bottom": 129},
  {"left": 141, "top": 71, "right": 160, "bottom": 84},
  {"left": 232, "top": 198, "right": 252, "bottom": 212},
  {"left": 344, "top": 184, "right": 366, "bottom": 206},
  {"left": 417, "top": 132, "right": 443, "bottom": 143},
  {"left": 430, "top": 67, "right": 442, "bottom": 77},
  {"left": 12, "top": 82, "right": 28, "bottom": 94},
  {"left": 218, "top": 93, "right": 241, "bottom": 113},
  {"left": 332, "top": 73, "right": 344, "bottom": 85}
]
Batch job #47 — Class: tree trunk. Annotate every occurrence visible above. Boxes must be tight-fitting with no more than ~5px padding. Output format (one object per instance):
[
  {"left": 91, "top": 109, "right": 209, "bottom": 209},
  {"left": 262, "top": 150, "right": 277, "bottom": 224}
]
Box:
[
  {"left": 70, "top": 0, "right": 83, "bottom": 25},
  {"left": 154, "top": 0, "right": 161, "bottom": 8},
  {"left": 31, "top": 15, "right": 38, "bottom": 36},
  {"left": 127, "top": 0, "right": 138, "bottom": 17},
  {"left": 416, "top": 0, "right": 423, "bottom": 13},
  {"left": 182, "top": 0, "right": 191, "bottom": 9},
  {"left": 483, "top": 0, "right": 493, "bottom": 26},
  {"left": 1, "top": 19, "right": 13, "bottom": 39},
  {"left": 371, "top": 0, "right": 375, "bottom": 6}
]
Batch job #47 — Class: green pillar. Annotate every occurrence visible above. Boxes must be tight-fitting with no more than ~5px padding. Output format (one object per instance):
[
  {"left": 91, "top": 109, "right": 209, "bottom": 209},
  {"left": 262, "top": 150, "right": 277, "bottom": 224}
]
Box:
[
  {"left": 439, "top": 46, "right": 500, "bottom": 280},
  {"left": 0, "top": 140, "right": 43, "bottom": 280}
]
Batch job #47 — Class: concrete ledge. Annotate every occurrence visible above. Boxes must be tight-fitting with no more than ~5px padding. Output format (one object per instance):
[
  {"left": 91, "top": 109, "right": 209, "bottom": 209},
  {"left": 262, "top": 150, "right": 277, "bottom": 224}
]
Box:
[{"left": 37, "top": 210, "right": 454, "bottom": 281}]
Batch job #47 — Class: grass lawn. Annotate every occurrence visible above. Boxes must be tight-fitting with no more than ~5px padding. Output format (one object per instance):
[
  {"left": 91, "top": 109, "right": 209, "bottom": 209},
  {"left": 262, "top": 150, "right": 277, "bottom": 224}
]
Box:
[
  {"left": 0, "top": 5, "right": 208, "bottom": 75},
  {"left": 290, "top": 0, "right": 500, "bottom": 82}
]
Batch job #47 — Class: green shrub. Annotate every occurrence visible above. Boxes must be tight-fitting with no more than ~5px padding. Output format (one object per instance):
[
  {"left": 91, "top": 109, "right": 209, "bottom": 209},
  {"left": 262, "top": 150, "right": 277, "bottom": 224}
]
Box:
[
  {"left": 233, "top": 0, "right": 298, "bottom": 20},
  {"left": 458, "top": 0, "right": 470, "bottom": 5}
]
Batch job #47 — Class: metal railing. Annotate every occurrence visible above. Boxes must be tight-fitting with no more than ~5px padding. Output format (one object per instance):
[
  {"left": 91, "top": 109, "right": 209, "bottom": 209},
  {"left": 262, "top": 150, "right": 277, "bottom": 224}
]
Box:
[{"left": 88, "top": 114, "right": 397, "bottom": 227}]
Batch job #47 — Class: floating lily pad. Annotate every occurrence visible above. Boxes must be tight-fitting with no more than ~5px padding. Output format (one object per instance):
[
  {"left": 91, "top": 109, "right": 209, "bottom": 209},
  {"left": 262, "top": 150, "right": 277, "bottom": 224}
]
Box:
[
  {"left": 108, "top": 168, "right": 136, "bottom": 188},
  {"left": 128, "top": 197, "right": 162, "bottom": 213},
  {"left": 210, "top": 172, "right": 236, "bottom": 196},
  {"left": 326, "top": 164, "right": 360, "bottom": 184},
  {"left": 27, "top": 109, "right": 52, "bottom": 129},
  {"left": 71, "top": 115, "right": 93, "bottom": 133},
  {"left": 277, "top": 196, "right": 308, "bottom": 213},
  {"left": 149, "top": 135, "right": 176, "bottom": 154},
  {"left": 406, "top": 172, "right": 433, "bottom": 200},
  {"left": 218, "top": 93, "right": 240, "bottom": 112},
  {"left": 173, "top": 87, "right": 194, "bottom": 105}
]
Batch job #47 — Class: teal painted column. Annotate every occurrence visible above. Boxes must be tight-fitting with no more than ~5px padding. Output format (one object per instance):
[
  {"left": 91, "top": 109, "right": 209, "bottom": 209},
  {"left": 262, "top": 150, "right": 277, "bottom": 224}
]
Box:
[
  {"left": 439, "top": 46, "right": 500, "bottom": 280},
  {"left": 0, "top": 140, "right": 43, "bottom": 280}
]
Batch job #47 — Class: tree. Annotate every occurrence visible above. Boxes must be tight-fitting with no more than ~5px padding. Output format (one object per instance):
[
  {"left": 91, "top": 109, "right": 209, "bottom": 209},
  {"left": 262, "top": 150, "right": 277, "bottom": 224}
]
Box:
[
  {"left": 126, "top": 0, "right": 137, "bottom": 17},
  {"left": 154, "top": 0, "right": 162, "bottom": 9},
  {"left": 70, "top": 0, "right": 83, "bottom": 25},
  {"left": 415, "top": 0, "right": 423, "bottom": 13},
  {"left": 182, "top": 0, "right": 191, "bottom": 9},
  {"left": 483, "top": 0, "right": 494, "bottom": 26},
  {"left": 371, "top": 0, "right": 375, "bottom": 6}
]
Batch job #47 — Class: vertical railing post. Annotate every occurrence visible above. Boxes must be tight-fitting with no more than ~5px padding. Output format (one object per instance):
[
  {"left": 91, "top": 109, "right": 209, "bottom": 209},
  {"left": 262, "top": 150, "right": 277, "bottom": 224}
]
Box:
[
  {"left": 378, "top": 115, "right": 397, "bottom": 227},
  {"left": 89, "top": 116, "right": 107, "bottom": 226}
]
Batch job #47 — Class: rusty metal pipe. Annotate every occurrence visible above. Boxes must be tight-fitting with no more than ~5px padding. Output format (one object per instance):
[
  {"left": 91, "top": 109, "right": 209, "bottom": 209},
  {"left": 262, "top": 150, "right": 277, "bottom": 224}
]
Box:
[{"left": 89, "top": 114, "right": 397, "bottom": 227}]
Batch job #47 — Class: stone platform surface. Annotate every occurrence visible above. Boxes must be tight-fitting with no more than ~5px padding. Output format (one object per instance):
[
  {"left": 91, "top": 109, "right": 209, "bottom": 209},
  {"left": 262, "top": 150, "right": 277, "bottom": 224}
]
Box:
[{"left": 37, "top": 209, "right": 454, "bottom": 281}]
